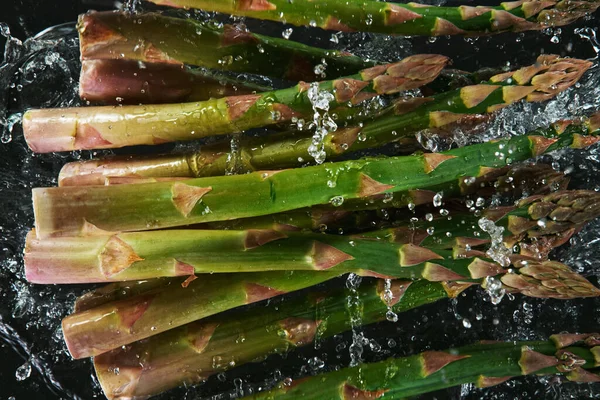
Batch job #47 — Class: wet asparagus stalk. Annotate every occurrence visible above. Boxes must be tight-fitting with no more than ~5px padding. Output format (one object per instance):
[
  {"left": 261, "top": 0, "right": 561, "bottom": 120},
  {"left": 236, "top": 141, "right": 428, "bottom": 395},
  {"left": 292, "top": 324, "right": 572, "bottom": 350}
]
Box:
[
  {"left": 56, "top": 55, "right": 590, "bottom": 179},
  {"left": 59, "top": 248, "right": 599, "bottom": 359},
  {"left": 93, "top": 280, "right": 600, "bottom": 399},
  {"left": 79, "top": 59, "right": 271, "bottom": 104},
  {"left": 24, "top": 54, "right": 447, "bottom": 153},
  {"left": 31, "top": 108, "right": 600, "bottom": 238},
  {"left": 246, "top": 333, "right": 600, "bottom": 399},
  {"left": 26, "top": 189, "right": 600, "bottom": 283},
  {"left": 147, "top": 0, "right": 600, "bottom": 36},
  {"left": 78, "top": 11, "right": 377, "bottom": 82},
  {"left": 195, "top": 162, "right": 569, "bottom": 232}
]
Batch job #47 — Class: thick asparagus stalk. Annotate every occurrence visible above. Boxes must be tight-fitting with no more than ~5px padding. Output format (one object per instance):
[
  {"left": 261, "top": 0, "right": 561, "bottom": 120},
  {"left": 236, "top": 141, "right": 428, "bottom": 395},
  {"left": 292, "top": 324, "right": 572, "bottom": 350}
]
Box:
[
  {"left": 24, "top": 54, "right": 447, "bottom": 153},
  {"left": 93, "top": 280, "right": 598, "bottom": 399},
  {"left": 78, "top": 11, "right": 377, "bottom": 81},
  {"left": 147, "top": 0, "right": 600, "bottom": 36},
  {"left": 61, "top": 250, "right": 599, "bottom": 360},
  {"left": 247, "top": 334, "right": 600, "bottom": 399},
  {"left": 31, "top": 109, "right": 600, "bottom": 238},
  {"left": 26, "top": 190, "right": 600, "bottom": 283},
  {"left": 56, "top": 55, "right": 590, "bottom": 177},
  {"left": 79, "top": 59, "right": 271, "bottom": 104},
  {"left": 62, "top": 270, "right": 338, "bottom": 359}
]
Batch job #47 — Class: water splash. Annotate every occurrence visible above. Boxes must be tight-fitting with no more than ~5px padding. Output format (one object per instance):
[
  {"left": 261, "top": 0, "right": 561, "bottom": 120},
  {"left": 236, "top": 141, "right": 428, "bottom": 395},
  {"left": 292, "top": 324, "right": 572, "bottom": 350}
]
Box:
[
  {"left": 478, "top": 217, "right": 512, "bottom": 267},
  {"left": 306, "top": 82, "right": 337, "bottom": 164},
  {"left": 345, "top": 273, "right": 366, "bottom": 367}
]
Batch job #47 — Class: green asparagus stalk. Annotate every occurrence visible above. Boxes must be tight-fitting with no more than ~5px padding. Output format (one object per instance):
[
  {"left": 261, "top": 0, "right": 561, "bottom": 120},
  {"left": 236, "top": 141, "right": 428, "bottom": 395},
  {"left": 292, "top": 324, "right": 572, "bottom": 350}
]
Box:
[
  {"left": 61, "top": 271, "right": 338, "bottom": 359},
  {"left": 60, "top": 249, "right": 599, "bottom": 360},
  {"left": 147, "top": 0, "right": 600, "bottom": 36},
  {"left": 195, "top": 162, "right": 569, "bottom": 232},
  {"left": 53, "top": 55, "right": 590, "bottom": 175},
  {"left": 20, "top": 227, "right": 540, "bottom": 283},
  {"left": 93, "top": 280, "right": 598, "bottom": 399},
  {"left": 31, "top": 108, "right": 600, "bottom": 238},
  {"left": 24, "top": 53, "right": 447, "bottom": 153},
  {"left": 79, "top": 59, "right": 271, "bottom": 104},
  {"left": 78, "top": 11, "right": 377, "bottom": 81},
  {"left": 26, "top": 189, "right": 600, "bottom": 284},
  {"left": 246, "top": 334, "right": 600, "bottom": 399}
]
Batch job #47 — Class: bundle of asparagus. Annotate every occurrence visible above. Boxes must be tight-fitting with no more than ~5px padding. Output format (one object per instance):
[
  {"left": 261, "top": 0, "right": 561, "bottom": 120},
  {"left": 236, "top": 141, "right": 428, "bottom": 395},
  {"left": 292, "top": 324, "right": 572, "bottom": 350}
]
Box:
[{"left": 19, "top": 3, "right": 600, "bottom": 400}]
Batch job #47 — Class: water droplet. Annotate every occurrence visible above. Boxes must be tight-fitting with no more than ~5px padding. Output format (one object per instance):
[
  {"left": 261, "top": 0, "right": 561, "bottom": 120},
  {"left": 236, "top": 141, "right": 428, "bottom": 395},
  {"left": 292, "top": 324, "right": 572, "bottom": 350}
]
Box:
[
  {"left": 15, "top": 361, "right": 31, "bottom": 381},
  {"left": 282, "top": 28, "right": 293, "bottom": 39},
  {"left": 329, "top": 195, "right": 344, "bottom": 207},
  {"left": 433, "top": 192, "right": 443, "bottom": 207}
]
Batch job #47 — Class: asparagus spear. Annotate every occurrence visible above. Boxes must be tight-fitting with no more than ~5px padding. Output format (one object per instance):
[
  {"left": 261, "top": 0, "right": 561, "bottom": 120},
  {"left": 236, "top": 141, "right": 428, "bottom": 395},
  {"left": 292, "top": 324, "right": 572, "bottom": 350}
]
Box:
[
  {"left": 79, "top": 59, "right": 271, "bottom": 104},
  {"left": 61, "top": 250, "right": 598, "bottom": 360},
  {"left": 31, "top": 109, "right": 600, "bottom": 238},
  {"left": 196, "top": 162, "right": 569, "bottom": 232},
  {"left": 55, "top": 55, "right": 590, "bottom": 177},
  {"left": 26, "top": 189, "right": 600, "bottom": 284},
  {"left": 62, "top": 270, "right": 337, "bottom": 359},
  {"left": 24, "top": 53, "right": 447, "bottom": 153},
  {"left": 78, "top": 11, "right": 376, "bottom": 82},
  {"left": 93, "top": 280, "right": 598, "bottom": 399},
  {"left": 147, "top": 0, "right": 600, "bottom": 36},
  {"left": 246, "top": 334, "right": 600, "bottom": 399}
]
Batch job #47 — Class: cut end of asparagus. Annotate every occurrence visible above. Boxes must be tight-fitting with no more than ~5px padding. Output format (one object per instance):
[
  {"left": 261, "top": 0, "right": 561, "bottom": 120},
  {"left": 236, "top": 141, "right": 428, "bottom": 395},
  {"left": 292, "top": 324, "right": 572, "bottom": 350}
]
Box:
[{"left": 23, "top": 109, "right": 80, "bottom": 153}]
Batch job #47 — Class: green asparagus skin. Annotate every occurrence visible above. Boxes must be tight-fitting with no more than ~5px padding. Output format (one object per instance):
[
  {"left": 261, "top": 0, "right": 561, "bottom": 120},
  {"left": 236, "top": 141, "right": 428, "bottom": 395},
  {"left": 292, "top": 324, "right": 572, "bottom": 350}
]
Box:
[
  {"left": 61, "top": 271, "right": 338, "bottom": 359},
  {"left": 247, "top": 334, "right": 600, "bottom": 399},
  {"left": 195, "top": 162, "right": 570, "bottom": 232},
  {"left": 93, "top": 280, "right": 598, "bottom": 399},
  {"left": 56, "top": 55, "right": 590, "bottom": 181},
  {"left": 31, "top": 108, "right": 600, "bottom": 238},
  {"left": 147, "top": 0, "right": 600, "bottom": 36},
  {"left": 24, "top": 53, "right": 447, "bottom": 153},
  {"left": 79, "top": 59, "right": 271, "bottom": 104},
  {"left": 25, "top": 190, "right": 600, "bottom": 283},
  {"left": 78, "top": 11, "right": 376, "bottom": 81},
  {"left": 60, "top": 244, "right": 599, "bottom": 360}
]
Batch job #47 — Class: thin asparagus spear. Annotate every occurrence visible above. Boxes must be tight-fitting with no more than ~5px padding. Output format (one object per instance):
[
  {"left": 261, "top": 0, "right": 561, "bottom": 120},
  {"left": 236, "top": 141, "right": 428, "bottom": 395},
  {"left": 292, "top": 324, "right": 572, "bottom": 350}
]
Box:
[
  {"left": 55, "top": 55, "right": 590, "bottom": 175},
  {"left": 93, "top": 281, "right": 598, "bottom": 399},
  {"left": 246, "top": 334, "right": 600, "bottom": 399},
  {"left": 24, "top": 53, "right": 447, "bottom": 153},
  {"left": 79, "top": 59, "right": 271, "bottom": 104},
  {"left": 31, "top": 109, "right": 600, "bottom": 238},
  {"left": 61, "top": 251, "right": 599, "bottom": 359},
  {"left": 78, "top": 11, "right": 377, "bottom": 81},
  {"left": 147, "top": 0, "right": 600, "bottom": 36}
]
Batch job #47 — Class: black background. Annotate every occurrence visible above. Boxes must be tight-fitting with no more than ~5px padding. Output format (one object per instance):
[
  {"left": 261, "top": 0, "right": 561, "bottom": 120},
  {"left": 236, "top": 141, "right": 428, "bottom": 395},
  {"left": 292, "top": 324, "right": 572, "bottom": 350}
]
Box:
[{"left": 3, "top": 1, "right": 600, "bottom": 399}]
